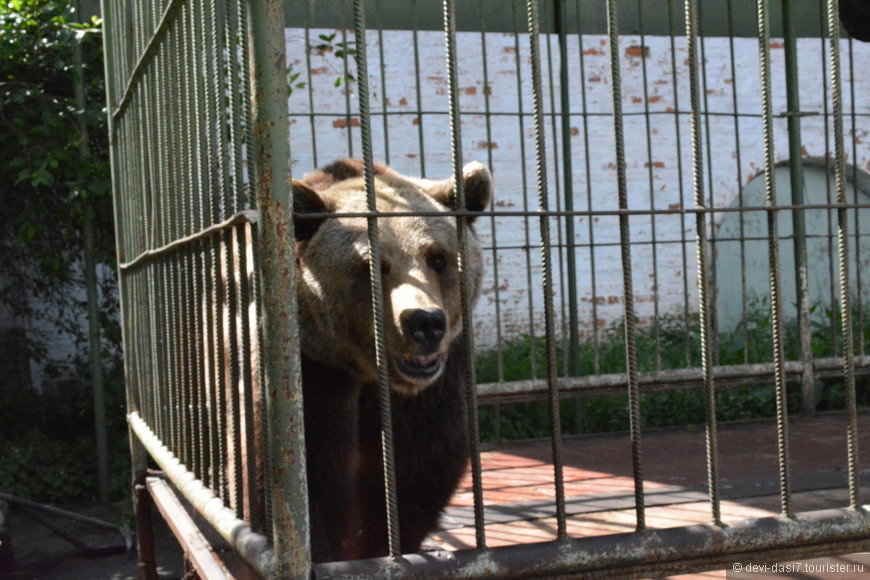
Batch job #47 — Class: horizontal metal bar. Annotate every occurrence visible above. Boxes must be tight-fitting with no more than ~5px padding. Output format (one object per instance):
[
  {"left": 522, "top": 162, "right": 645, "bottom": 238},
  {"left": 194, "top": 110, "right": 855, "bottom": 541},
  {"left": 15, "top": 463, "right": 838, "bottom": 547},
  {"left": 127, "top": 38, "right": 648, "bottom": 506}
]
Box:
[
  {"left": 127, "top": 411, "right": 273, "bottom": 575},
  {"left": 0, "top": 491, "right": 125, "bottom": 533},
  {"left": 286, "top": 109, "right": 870, "bottom": 121},
  {"left": 119, "top": 211, "right": 258, "bottom": 271},
  {"left": 145, "top": 476, "right": 239, "bottom": 579},
  {"left": 476, "top": 355, "right": 870, "bottom": 404},
  {"left": 293, "top": 202, "right": 870, "bottom": 222},
  {"left": 313, "top": 506, "right": 870, "bottom": 579}
]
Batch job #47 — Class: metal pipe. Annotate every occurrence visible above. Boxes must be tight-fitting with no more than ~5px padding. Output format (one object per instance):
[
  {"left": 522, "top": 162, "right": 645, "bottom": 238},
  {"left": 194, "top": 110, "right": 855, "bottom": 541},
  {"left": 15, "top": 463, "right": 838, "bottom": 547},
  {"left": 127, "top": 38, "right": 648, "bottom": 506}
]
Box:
[
  {"left": 128, "top": 413, "right": 273, "bottom": 574},
  {"left": 314, "top": 506, "right": 870, "bottom": 580},
  {"left": 247, "top": 0, "right": 311, "bottom": 574},
  {"left": 474, "top": 355, "right": 870, "bottom": 403}
]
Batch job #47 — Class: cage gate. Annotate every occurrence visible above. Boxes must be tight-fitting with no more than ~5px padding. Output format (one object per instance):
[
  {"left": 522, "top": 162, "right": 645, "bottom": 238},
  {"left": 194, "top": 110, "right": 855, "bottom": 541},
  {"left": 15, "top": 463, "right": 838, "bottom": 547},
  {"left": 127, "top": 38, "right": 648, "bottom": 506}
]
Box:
[{"left": 103, "top": 0, "right": 870, "bottom": 578}]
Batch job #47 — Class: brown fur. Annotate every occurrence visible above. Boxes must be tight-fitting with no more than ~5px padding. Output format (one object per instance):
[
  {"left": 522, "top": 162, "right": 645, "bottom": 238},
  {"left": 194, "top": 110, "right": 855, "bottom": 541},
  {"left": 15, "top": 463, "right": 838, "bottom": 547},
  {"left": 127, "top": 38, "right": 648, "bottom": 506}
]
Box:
[{"left": 293, "top": 159, "right": 492, "bottom": 562}]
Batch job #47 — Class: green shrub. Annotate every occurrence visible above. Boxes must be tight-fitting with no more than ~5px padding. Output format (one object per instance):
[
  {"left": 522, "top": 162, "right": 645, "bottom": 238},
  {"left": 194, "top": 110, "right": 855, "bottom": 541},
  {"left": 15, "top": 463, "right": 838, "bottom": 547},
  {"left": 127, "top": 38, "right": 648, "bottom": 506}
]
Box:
[{"left": 477, "top": 302, "right": 869, "bottom": 443}]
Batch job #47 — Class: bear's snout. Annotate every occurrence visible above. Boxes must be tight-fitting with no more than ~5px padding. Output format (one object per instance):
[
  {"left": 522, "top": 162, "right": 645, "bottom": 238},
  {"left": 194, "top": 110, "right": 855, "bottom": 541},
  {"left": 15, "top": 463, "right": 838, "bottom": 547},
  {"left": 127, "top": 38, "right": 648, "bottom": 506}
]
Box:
[{"left": 401, "top": 307, "right": 446, "bottom": 353}]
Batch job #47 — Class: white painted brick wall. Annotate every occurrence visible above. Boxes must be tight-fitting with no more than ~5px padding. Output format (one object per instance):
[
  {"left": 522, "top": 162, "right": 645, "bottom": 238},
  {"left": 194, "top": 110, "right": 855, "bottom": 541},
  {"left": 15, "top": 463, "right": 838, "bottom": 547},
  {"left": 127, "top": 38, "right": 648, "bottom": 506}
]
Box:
[{"left": 285, "top": 29, "right": 870, "bottom": 348}]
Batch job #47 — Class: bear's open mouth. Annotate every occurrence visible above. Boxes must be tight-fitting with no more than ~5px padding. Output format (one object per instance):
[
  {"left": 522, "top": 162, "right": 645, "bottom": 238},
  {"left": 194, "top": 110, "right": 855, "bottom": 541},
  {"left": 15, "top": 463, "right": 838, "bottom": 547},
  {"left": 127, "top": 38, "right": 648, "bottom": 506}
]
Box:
[{"left": 397, "top": 353, "right": 443, "bottom": 382}]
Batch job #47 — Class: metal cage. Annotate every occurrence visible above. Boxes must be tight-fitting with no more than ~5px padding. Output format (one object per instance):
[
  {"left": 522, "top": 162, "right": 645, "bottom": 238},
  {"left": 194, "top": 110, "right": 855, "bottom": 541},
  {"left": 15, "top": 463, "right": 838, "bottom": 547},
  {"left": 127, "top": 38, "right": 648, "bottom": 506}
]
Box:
[{"left": 102, "top": 0, "right": 870, "bottom": 578}]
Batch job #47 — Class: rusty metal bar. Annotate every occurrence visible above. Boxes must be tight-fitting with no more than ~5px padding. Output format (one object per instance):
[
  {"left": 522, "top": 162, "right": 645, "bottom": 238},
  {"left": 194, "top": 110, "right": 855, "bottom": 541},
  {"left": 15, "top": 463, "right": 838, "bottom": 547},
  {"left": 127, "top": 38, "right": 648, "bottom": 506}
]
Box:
[
  {"left": 444, "top": 0, "right": 487, "bottom": 550},
  {"left": 314, "top": 506, "right": 870, "bottom": 580},
  {"left": 247, "top": 0, "right": 311, "bottom": 575},
  {"left": 826, "top": 0, "right": 860, "bottom": 510},
  {"left": 604, "top": 0, "right": 645, "bottom": 532},
  {"left": 475, "top": 356, "right": 870, "bottom": 403},
  {"left": 146, "top": 477, "right": 240, "bottom": 579},
  {"left": 352, "top": 0, "right": 403, "bottom": 558},
  {"left": 525, "top": 0, "right": 567, "bottom": 539},
  {"left": 756, "top": 0, "right": 793, "bottom": 518},
  {"left": 128, "top": 413, "right": 273, "bottom": 573},
  {"left": 684, "top": 0, "right": 721, "bottom": 526}
]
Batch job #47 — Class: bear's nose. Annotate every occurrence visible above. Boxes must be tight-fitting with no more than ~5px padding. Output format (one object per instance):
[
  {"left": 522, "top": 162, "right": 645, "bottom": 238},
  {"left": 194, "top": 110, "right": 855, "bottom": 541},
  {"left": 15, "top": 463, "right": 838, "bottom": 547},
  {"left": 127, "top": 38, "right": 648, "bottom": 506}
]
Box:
[{"left": 402, "top": 308, "right": 447, "bottom": 352}]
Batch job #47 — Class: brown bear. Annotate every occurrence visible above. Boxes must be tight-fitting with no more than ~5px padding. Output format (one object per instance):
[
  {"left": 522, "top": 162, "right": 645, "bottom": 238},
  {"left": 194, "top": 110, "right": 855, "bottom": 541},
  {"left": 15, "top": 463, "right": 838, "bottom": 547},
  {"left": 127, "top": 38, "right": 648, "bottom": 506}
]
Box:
[{"left": 292, "top": 158, "right": 492, "bottom": 563}]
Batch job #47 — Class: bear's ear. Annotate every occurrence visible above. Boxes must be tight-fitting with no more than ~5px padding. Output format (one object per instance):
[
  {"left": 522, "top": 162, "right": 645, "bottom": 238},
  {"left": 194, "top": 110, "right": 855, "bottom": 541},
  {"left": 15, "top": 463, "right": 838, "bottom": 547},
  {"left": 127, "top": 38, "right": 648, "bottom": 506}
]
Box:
[
  {"left": 312, "top": 159, "right": 398, "bottom": 188},
  {"left": 292, "top": 179, "right": 331, "bottom": 241},
  {"left": 429, "top": 161, "right": 492, "bottom": 223}
]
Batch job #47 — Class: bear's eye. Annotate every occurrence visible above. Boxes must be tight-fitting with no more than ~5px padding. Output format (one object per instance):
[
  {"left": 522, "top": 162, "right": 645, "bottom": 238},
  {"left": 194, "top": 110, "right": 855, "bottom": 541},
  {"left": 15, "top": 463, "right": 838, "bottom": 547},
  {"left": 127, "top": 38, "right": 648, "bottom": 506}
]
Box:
[
  {"left": 427, "top": 252, "right": 447, "bottom": 273},
  {"left": 380, "top": 259, "right": 392, "bottom": 277}
]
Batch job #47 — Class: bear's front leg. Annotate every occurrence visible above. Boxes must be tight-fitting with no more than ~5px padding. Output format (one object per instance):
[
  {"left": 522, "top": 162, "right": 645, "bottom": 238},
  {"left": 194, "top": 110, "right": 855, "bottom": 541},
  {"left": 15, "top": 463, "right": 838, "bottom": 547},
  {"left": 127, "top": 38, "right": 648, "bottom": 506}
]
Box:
[{"left": 302, "top": 356, "right": 362, "bottom": 563}]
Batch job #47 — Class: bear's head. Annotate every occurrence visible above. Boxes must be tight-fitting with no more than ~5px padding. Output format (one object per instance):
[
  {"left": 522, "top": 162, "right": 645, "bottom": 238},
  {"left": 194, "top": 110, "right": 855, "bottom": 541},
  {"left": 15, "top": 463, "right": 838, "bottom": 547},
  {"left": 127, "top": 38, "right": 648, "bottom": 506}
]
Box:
[{"left": 292, "top": 159, "right": 492, "bottom": 395}]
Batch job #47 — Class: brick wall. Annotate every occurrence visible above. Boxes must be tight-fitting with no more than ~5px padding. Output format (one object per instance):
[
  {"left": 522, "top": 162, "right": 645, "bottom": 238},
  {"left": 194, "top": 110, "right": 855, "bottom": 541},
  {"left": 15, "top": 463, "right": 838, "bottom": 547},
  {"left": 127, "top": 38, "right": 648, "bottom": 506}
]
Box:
[{"left": 286, "top": 29, "right": 870, "bottom": 348}]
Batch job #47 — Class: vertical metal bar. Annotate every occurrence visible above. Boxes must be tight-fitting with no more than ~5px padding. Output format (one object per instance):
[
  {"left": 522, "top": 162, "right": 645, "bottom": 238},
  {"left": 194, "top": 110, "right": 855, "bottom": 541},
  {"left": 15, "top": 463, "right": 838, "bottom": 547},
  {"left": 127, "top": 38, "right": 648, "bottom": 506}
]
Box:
[
  {"left": 444, "top": 0, "right": 487, "bottom": 549},
  {"left": 825, "top": 0, "right": 860, "bottom": 510},
  {"left": 526, "top": 0, "right": 567, "bottom": 538},
  {"left": 247, "top": 0, "right": 311, "bottom": 574},
  {"left": 375, "top": 0, "right": 391, "bottom": 166},
  {"left": 724, "top": 0, "right": 751, "bottom": 366},
  {"left": 756, "top": 0, "right": 792, "bottom": 517},
  {"left": 636, "top": 0, "right": 662, "bottom": 370},
  {"left": 511, "top": 0, "right": 540, "bottom": 387},
  {"left": 477, "top": 1, "right": 505, "bottom": 386},
  {"left": 696, "top": 4, "right": 721, "bottom": 367},
  {"left": 411, "top": 0, "right": 426, "bottom": 175},
  {"left": 818, "top": 0, "right": 839, "bottom": 358},
  {"left": 685, "top": 0, "right": 721, "bottom": 526},
  {"left": 605, "top": 0, "right": 645, "bottom": 532},
  {"left": 352, "top": 0, "right": 402, "bottom": 557},
  {"left": 575, "top": 0, "right": 601, "bottom": 376},
  {"left": 99, "top": 2, "right": 151, "bottom": 565},
  {"left": 555, "top": 0, "right": 580, "bottom": 380},
  {"left": 847, "top": 40, "right": 864, "bottom": 358},
  {"left": 73, "top": 20, "right": 109, "bottom": 503},
  {"left": 134, "top": 482, "right": 159, "bottom": 580},
  {"left": 782, "top": 0, "right": 815, "bottom": 416},
  {"left": 302, "top": 7, "right": 319, "bottom": 169},
  {"left": 540, "top": 2, "right": 568, "bottom": 380}
]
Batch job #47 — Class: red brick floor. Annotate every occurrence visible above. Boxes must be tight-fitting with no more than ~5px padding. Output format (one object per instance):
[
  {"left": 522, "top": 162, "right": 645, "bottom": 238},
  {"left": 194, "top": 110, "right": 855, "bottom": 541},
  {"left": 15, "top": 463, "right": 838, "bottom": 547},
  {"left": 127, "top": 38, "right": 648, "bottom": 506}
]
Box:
[{"left": 427, "top": 411, "right": 870, "bottom": 577}]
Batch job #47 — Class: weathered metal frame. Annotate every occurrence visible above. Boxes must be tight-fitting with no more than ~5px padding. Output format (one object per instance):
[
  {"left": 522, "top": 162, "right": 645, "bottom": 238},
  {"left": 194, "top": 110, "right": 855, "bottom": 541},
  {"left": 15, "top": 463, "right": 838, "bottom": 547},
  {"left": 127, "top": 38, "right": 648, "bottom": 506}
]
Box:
[
  {"left": 102, "top": 0, "right": 308, "bottom": 577},
  {"left": 102, "top": 0, "right": 868, "bottom": 578}
]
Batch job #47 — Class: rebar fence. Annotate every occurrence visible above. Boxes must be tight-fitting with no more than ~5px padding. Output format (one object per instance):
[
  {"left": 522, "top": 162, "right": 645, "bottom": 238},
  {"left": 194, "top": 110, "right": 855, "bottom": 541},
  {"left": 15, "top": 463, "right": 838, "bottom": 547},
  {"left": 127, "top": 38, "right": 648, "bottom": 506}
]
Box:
[{"left": 103, "top": 0, "right": 870, "bottom": 578}]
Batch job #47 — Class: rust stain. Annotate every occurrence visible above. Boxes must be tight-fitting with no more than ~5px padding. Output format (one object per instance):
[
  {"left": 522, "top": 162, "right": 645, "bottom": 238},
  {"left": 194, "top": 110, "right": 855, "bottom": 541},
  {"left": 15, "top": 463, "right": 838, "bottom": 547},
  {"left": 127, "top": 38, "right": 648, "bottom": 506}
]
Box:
[
  {"left": 645, "top": 161, "right": 665, "bottom": 169},
  {"left": 626, "top": 45, "right": 649, "bottom": 58},
  {"left": 332, "top": 118, "right": 361, "bottom": 129}
]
